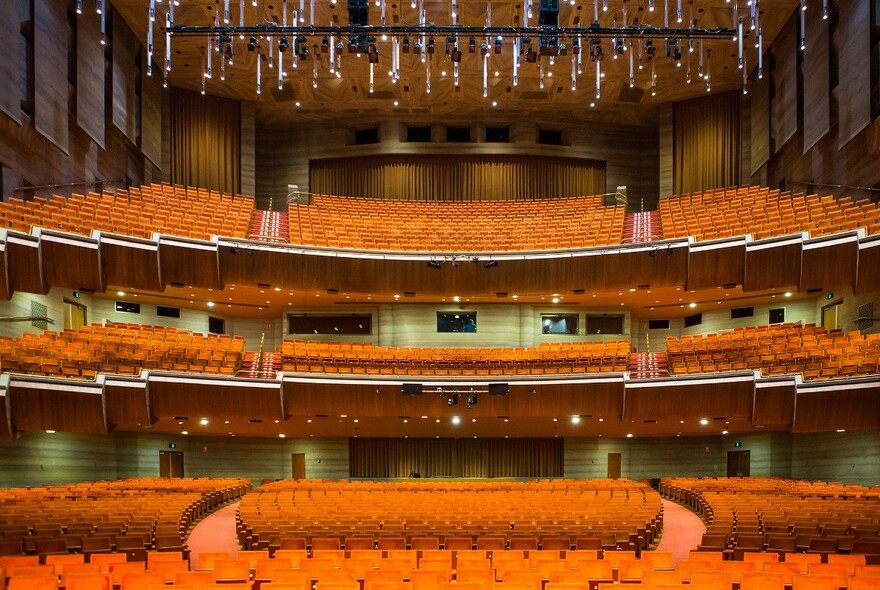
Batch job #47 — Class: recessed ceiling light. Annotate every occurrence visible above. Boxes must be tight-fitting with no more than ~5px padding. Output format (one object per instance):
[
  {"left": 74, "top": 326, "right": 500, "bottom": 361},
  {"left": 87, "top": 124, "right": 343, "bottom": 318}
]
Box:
[
  {"left": 552, "top": 297, "right": 560, "bottom": 303},
  {"left": 451, "top": 416, "right": 461, "bottom": 424},
  {"left": 836, "top": 429, "right": 846, "bottom": 433},
  {"left": 721, "top": 430, "right": 728, "bottom": 435},
  {"left": 453, "top": 296, "right": 460, "bottom": 302},
  {"left": 784, "top": 292, "right": 792, "bottom": 297},
  {"left": 45, "top": 430, "right": 56, "bottom": 434},
  {"left": 699, "top": 418, "right": 709, "bottom": 425},
  {"left": 199, "top": 418, "right": 209, "bottom": 426},
  {"left": 207, "top": 301, "right": 215, "bottom": 307},
  {"left": 626, "top": 433, "right": 633, "bottom": 438},
  {"left": 689, "top": 302, "right": 697, "bottom": 308},
  {"left": 598, "top": 418, "right": 603, "bottom": 422},
  {"left": 279, "top": 433, "right": 286, "bottom": 438},
  {"left": 274, "top": 419, "right": 280, "bottom": 423},
  {"left": 571, "top": 415, "right": 581, "bottom": 424},
  {"left": 117, "top": 291, "right": 125, "bottom": 296},
  {"left": 181, "top": 431, "right": 189, "bottom": 435}
]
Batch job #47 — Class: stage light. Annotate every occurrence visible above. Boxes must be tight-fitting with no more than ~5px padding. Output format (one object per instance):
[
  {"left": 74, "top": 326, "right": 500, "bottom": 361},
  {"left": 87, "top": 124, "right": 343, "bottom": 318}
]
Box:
[
  {"left": 447, "top": 393, "right": 459, "bottom": 406},
  {"left": 247, "top": 36, "right": 258, "bottom": 51}
]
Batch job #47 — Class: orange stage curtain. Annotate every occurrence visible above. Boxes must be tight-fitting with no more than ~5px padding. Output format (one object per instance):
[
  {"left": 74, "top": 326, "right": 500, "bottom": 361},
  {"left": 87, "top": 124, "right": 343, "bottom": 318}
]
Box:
[
  {"left": 349, "top": 438, "right": 563, "bottom": 478},
  {"left": 673, "top": 90, "right": 741, "bottom": 195},
  {"left": 310, "top": 155, "right": 606, "bottom": 201},
  {"left": 170, "top": 88, "right": 241, "bottom": 194}
]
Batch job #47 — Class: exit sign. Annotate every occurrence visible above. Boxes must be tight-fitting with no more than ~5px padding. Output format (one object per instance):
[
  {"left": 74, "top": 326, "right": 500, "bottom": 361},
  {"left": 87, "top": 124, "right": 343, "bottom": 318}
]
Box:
[
  {"left": 827, "top": 293, "right": 834, "bottom": 300},
  {"left": 734, "top": 441, "right": 742, "bottom": 447},
  {"left": 169, "top": 442, "right": 176, "bottom": 449}
]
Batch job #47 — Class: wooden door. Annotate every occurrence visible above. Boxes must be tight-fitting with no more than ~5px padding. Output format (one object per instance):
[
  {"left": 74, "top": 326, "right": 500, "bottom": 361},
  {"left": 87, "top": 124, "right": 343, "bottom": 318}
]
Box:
[
  {"left": 159, "top": 450, "right": 185, "bottom": 478},
  {"left": 822, "top": 302, "right": 842, "bottom": 330},
  {"left": 727, "top": 450, "right": 750, "bottom": 477},
  {"left": 607, "top": 453, "right": 621, "bottom": 479},
  {"left": 292, "top": 453, "right": 306, "bottom": 479}
]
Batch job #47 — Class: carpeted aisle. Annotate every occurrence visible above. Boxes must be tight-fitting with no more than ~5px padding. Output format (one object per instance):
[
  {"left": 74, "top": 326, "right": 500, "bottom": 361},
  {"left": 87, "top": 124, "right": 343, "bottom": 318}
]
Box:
[
  {"left": 186, "top": 502, "right": 240, "bottom": 567},
  {"left": 655, "top": 498, "right": 706, "bottom": 565}
]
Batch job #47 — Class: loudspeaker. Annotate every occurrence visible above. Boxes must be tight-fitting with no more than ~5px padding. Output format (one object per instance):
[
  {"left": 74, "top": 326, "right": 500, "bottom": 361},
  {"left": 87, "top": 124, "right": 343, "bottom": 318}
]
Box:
[
  {"left": 488, "top": 383, "right": 509, "bottom": 396},
  {"left": 402, "top": 383, "right": 423, "bottom": 396}
]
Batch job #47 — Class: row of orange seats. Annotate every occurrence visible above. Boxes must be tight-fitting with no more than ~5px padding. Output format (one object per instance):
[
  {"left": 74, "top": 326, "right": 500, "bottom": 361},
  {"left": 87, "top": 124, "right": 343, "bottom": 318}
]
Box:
[
  {"left": 289, "top": 194, "right": 626, "bottom": 251},
  {"left": 659, "top": 186, "right": 880, "bottom": 242},
  {"left": 0, "top": 183, "right": 254, "bottom": 242},
  {"left": 0, "top": 322, "right": 246, "bottom": 379}
]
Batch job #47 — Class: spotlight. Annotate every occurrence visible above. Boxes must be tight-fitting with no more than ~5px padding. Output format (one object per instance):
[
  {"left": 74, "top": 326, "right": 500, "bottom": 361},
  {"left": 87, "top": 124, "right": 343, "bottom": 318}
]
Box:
[
  {"left": 645, "top": 39, "right": 655, "bottom": 57},
  {"left": 447, "top": 393, "right": 459, "bottom": 406},
  {"left": 427, "top": 260, "right": 442, "bottom": 269},
  {"left": 402, "top": 36, "right": 411, "bottom": 53},
  {"left": 494, "top": 35, "right": 503, "bottom": 53},
  {"left": 468, "top": 36, "right": 476, "bottom": 53},
  {"left": 451, "top": 47, "right": 462, "bottom": 62},
  {"left": 525, "top": 49, "right": 537, "bottom": 63},
  {"left": 467, "top": 391, "right": 478, "bottom": 408},
  {"left": 413, "top": 40, "right": 422, "bottom": 53},
  {"left": 321, "top": 36, "right": 330, "bottom": 53},
  {"left": 613, "top": 37, "right": 624, "bottom": 55},
  {"left": 367, "top": 44, "right": 379, "bottom": 63},
  {"left": 279, "top": 36, "right": 290, "bottom": 52},
  {"left": 483, "top": 260, "right": 498, "bottom": 268},
  {"left": 480, "top": 43, "right": 489, "bottom": 56},
  {"left": 558, "top": 43, "right": 567, "bottom": 56},
  {"left": 427, "top": 37, "right": 436, "bottom": 53},
  {"left": 247, "top": 36, "right": 258, "bottom": 51},
  {"left": 589, "top": 37, "right": 603, "bottom": 61}
]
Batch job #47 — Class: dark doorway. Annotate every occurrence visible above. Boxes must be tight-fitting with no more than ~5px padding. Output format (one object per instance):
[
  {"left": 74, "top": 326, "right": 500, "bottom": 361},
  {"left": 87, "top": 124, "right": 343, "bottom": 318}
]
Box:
[
  {"left": 607, "top": 452, "right": 622, "bottom": 479},
  {"left": 159, "top": 450, "right": 185, "bottom": 478},
  {"left": 727, "top": 450, "right": 750, "bottom": 477},
  {"left": 292, "top": 453, "right": 306, "bottom": 479}
]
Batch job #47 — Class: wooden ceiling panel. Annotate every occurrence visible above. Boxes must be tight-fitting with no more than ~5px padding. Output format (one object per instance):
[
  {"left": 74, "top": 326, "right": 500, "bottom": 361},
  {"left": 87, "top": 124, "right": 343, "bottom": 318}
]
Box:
[
  {"left": 793, "top": 379, "right": 880, "bottom": 433},
  {"left": 100, "top": 234, "right": 163, "bottom": 292},
  {"left": 855, "top": 236, "right": 880, "bottom": 295},
  {"left": 743, "top": 235, "right": 802, "bottom": 292},
  {"left": 623, "top": 373, "right": 755, "bottom": 423},
  {"left": 158, "top": 237, "right": 222, "bottom": 290},
  {"left": 104, "top": 377, "right": 152, "bottom": 432},
  {"left": 799, "top": 232, "right": 859, "bottom": 293},
  {"left": 38, "top": 230, "right": 103, "bottom": 292},
  {"left": 6, "top": 232, "right": 48, "bottom": 295},
  {"left": 687, "top": 238, "right": 746, "bottom": 291},
  {"left": 753, "top": 378, "right": 796, "bottom": 428},
  {"left": 8, "top": 378, "right": 107, "bottom": 434},
  {"left": 148, "top": 374, "right": 285, "bottom": 422}
]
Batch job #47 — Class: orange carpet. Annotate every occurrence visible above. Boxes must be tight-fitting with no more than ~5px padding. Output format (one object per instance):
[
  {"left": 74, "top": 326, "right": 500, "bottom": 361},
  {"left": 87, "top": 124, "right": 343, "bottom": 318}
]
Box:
[
  {"left": 656, "top": 498, "right": 706, "bottom": 564},
  {"left": 187, "top": 501, "right": 241, "bottom": 568}
]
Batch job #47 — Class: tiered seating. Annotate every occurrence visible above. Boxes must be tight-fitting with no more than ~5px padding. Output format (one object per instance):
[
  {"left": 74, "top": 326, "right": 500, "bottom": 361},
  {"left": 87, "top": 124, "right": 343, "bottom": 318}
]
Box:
[
  {"left": 0, "top": 478, "right": 250, "bottom": 563},
  {"left": 279, "top": 340, "right": 632, "bottom": 376},
  {"left": 659, "top": 186, "right": 880, "bottom": 241},
  {"left": 665, "top": 323, "right": 880, "bottom": 380},
  {"left": 662, "top": 478, "right": 880, "bottom": 561},
  {"left": 237, "top": 480, "right": 662, "bottom": 555},
  {"left": 0, "top": 184, "right": 254, "bottom": 241},
  {"left": 289, "top": 194, "right": 626, "bottom": 251},
  {"left": 0, "top": 322, "right": 246, "bottom": 378}
]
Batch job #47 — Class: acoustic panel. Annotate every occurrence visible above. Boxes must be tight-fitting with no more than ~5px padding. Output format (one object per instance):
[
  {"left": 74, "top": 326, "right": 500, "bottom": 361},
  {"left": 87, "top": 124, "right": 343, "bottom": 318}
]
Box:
[
  {"left": 76, "top": 5, "right": 105, "bottom": 148},
  {"left": 837, "top": 0, "right": 871, "bottom": 146},
  {"left": 802, "top": 7, "right": 830, "bottom": 152},
  {"left": 772, "top": 14, "right": 798, "bottom": 152},
  {"left": 33, "top": 0, "right": 69, "bottom": 153},
  {"left": 0, "top": 2, "right": 21, "bottom": 122}
]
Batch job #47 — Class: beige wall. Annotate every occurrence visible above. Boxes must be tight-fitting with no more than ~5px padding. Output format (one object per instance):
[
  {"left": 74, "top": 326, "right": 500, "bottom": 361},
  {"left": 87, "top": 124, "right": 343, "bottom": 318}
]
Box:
[{"left": 791, "top": 431, "right": 880, "bottom": 484}]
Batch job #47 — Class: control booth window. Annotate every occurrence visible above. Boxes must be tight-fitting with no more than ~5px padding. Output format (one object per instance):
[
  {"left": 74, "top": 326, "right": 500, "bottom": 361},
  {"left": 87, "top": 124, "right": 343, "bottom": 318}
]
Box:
[
  {"left": 437, "top": 312, "right": 477, "bottom": 333},
  {"left": 585, "top": 314, "right": 624, "bottom": 335},
  {"left": 541, "top": 314, "right": 579, "bottom": 334},
  {"left": 288, "top": 314, "right": 372, "bottom": 335}
]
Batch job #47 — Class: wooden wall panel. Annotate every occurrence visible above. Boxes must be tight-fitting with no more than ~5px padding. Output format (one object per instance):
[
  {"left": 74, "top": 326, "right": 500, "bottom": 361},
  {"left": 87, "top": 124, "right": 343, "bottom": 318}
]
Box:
[
  {"left": 148, "top": 375, "right": 285, "bottom": 422},
  {"left": 158, "top": 239, "right": 222, "bottom": 290},
  {"left": 802, "top": 7, "right": 830, "bottom": 152},
  {"left": 8, "top": 380, "right": 107, "bottom": 435},
  {"left": 750, "top": 62, "right": 771, "bottom": 174},
  {"left": 6, "top": 233, "right": 47, "bottom": 295},
  {"left": 76, "top": 5, "right": 105, "bottom": 148},
  {"left": 791, "top": 431, "right": 880, "bottom": 484},
  {"left": 658, "top": 104, "right": 673, "bottom": 197},
  {"left": 0, "top": 389, "right": 12, "bottom": 440},
  {"left": 623, "top": 376, "right": 755, "bottom": 422},
  {"left": 772, "top": 15, "right": 798, "bottom": 152},
  {"left": 743, "top": 237, "right": 802, "bottom": 292},
  {"left": 112, "top": 10, "right": 139, "bottom": 144},
  {"left": 100, "top": 235, "right": 162, "bottom": 292},
  {"left": 141, "top": 53, "right": 163, "bottom": 169},
  {"left": 33, "top": 0, "right": 69, "bottom": 153},
  {"left": 855, "top": 237, "right": 880, "bottom": 295},
  {"left": 837, "top": 0, "right": 872, "bottom": 146},
  {"left": 0, "top": 431, "right": 120, "bottom": 487},
  {"left": 799, "top": 233, "right": 859, "bottom": 293},
  {"left": 240, "top": 101, "right": 256, "bottom": 197},
  {"left": 0, "top": 2, "right": 21, "bottom": 122},
  {"left": 793, "top": 382, "right": 880, "bottom": 433},
  {"left": 39, "top": 231, "right": 103, "bottom": 292},
  {"left": 753, "top": 381, "right": 796, "bottom": 427},
  {"left": 0, "top": 242, "right": 11, "bottom": 301},
  {"left": 686, "top": 239, "right": 746, "bottom": 291}
]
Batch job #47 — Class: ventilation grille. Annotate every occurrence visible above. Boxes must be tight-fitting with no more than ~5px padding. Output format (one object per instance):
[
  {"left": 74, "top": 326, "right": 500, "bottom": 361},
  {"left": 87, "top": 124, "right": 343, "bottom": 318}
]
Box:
[
  {"left": 31, "top": 301, "right": 47, "bottom": 330},
  {"left": 858, "top": 301, "right": 875, "bottom": 332}
]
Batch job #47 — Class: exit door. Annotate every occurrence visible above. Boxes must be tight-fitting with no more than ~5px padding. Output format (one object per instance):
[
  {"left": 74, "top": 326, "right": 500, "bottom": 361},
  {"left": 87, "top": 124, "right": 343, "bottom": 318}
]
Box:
[
  {"left": 727, "top": 450, "right": 750, "bottom": 477},
  {"left": 607, "top": 453, "right": 621, "bottom": 479},
  {"left": 292, "top": 453, "right": 306, "bottom": 479},
  {"left": 159, "top": 451, "right": 185, "bottom": 478},
  {"left": 822, "top": 301, "right": 842, "bottom": 330}
]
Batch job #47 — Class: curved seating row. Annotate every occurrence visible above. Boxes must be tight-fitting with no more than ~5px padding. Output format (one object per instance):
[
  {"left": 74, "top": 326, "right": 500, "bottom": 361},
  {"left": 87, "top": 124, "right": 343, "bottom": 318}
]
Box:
[
  {"left": 0, "top": 478, "right": 250, "bottom": 560},
  {"left": 0, "top": 322, "right": 246, "bottom": 378},
  {"left": 289, "top": 194, "right": 626, "bottom": 251},
  {"left": 279, "top": 340, "right": 633, "bottom": 376},
  {"left": 0, "top": 184, "right": 253, "bottom": 242},
  {"left": 665, "top": 324, "right": 880, "bottom": 380},
  {"left": 238, "top": 480, "right": 662, "bottom": 557},
  {"left": 659, "top": 186, "right": 880, "bottom": 242},
  {"left": 661, "top": 478, "right": 880, "bottom": 562}
]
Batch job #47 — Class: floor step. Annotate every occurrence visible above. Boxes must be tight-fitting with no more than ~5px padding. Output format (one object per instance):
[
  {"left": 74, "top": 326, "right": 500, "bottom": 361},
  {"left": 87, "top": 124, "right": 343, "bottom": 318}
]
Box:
[{"left": 622, "top": 211, "right": 662, "bottom": 244}]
